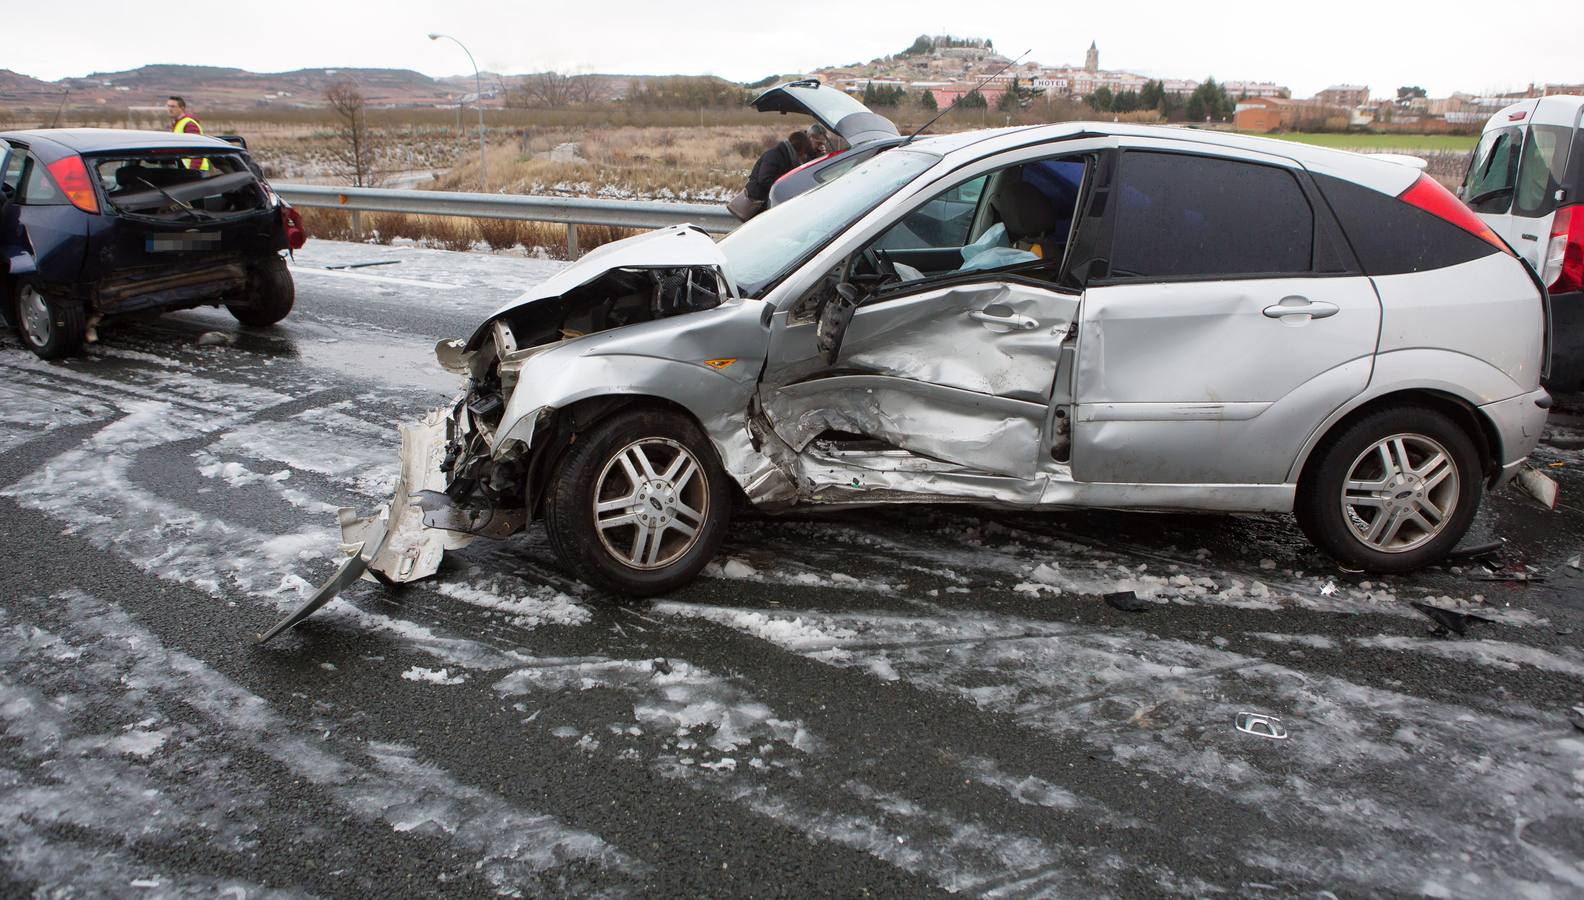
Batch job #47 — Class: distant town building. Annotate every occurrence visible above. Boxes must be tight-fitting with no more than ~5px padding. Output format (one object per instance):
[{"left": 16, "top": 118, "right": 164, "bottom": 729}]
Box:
[
  {"left": 1316, "top": 84, "right": 1370, "bottom": 108},
  {"left": 1222, "top": 80, "right": 1287, "bottom": 99},
  {"left": 1085, "top": 41, "right": 1099, "bottom": 73}
]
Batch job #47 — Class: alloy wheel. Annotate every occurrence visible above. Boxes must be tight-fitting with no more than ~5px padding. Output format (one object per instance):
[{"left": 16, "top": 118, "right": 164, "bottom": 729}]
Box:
[
  {"left": 592, "top": 437, "right": 709, "bottom": 570},
  {"left": 18, "top": 285, "right": 52, "bottom": 348},
  {"left": 1340, "top": 433, "right": 1460, "bottom": 553}
]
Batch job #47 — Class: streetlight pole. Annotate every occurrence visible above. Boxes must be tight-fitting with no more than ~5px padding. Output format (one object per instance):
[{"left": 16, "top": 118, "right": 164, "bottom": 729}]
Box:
[{"left": 429, "top": 32, "right": 486, "bottom": 192}]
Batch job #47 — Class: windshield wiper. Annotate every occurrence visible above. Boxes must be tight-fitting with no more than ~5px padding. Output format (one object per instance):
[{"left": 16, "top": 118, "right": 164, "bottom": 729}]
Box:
[
  {"left": 1466, "top": 187, "right": 1513, "bottom": 206},
  {"left": 135, "top": 176, "right": 215, "bottom": 222}
]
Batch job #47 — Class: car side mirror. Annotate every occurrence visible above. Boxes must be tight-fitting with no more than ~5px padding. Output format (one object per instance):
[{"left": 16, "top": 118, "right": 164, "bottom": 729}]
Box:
[{"left": 815, "top": 282, "right": 860, "bottom": 365}]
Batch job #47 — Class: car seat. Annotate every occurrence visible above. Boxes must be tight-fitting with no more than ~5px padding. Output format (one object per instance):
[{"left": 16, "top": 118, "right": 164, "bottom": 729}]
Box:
[{"left": 986, "top": 167, "right": 1060, "bottom": 259}]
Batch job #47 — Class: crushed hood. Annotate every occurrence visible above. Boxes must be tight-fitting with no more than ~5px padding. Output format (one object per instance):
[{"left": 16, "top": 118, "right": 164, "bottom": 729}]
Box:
[{"left": 465, "top": 225, "right": 732, "bottom": 350}]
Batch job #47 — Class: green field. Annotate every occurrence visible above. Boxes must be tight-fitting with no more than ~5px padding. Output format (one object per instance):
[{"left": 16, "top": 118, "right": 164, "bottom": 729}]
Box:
[{"left": 1253, "top": 132, "right": 1478, "bottom": 152}]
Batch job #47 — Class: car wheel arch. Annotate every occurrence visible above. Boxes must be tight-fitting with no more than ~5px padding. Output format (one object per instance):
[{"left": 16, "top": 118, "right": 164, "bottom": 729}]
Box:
[
  {"left": 522, "top": 394, "right": 742, "bottom": 519},
  {"left": 1291, "top": 388, "right": 1500, "bottom": 491}
]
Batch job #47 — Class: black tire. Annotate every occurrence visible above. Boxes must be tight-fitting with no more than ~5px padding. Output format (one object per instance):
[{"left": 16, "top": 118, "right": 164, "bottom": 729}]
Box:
[
  {"left": 229, "top": 256, "right": 294, "bottom": 327},
  {"left": 543, "top": 407, "right": 731, "bottom": 596},
  {"left": 13, "top": 281, "right": 86, "bottom": 360},
  {"left": 1295, "top": 406, "right": 1482, "bottom": 574}
]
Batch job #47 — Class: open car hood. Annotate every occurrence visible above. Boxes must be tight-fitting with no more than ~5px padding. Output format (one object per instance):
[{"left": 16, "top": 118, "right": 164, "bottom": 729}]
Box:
[
  {"left": 464, "top": 224, "right": 733, "bottom": 350},
  {"left": 751, "top": 80, "right": 900, "bottom": 147}
]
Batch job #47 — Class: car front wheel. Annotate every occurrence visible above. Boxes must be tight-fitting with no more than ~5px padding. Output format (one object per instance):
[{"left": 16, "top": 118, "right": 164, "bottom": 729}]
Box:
[
  {"left": 1295, "top": 406, "right": 1481, "bottom": 573},
  {"left": 13, "top": 281, "right": 86, "bottom": 360},
  {"left": 543, "top": 407, "right": 731, "bottom": 595}
]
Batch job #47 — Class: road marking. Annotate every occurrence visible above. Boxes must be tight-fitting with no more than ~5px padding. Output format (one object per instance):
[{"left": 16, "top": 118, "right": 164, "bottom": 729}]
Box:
[{"left": 289, "top": 265, "right": 459, "bottom": 291}]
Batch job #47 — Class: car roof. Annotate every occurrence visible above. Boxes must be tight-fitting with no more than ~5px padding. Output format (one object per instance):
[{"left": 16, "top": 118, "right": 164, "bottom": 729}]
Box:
[
  {"left": 918, "top": 121, "right": 1422, "bottom": 196},
  {"left": 0, "top": 128, "right": 239, "bottom": 155},
  {"left": 1486, "top": 95, "right": 1584, "bottom": 130}
]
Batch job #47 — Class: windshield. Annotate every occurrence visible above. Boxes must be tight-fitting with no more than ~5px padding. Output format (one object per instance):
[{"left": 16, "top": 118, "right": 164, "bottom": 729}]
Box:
[
  {"left": 1460, "top": 126, "right": 1522, "bottom": 213},
  {"left": 719, "top": 148, "right": 939, "bottom": 296}
]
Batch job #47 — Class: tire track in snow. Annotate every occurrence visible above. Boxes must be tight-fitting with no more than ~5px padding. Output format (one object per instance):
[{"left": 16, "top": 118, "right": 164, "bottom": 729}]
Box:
[{"left": 0, "top": 592, "right": 645, "bottom": 895}]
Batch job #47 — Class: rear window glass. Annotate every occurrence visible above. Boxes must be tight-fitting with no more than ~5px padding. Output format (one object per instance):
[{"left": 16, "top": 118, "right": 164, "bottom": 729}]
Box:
[
  {"left": 1514, "top": 124, "right": 1574, "bottom": 218},
  {"left": 1108, "top": 152, "right": 1313, "bottom": 279},
  {"left": 91, "top": 153, "right": 261, "bottom": 220},
  {"left": 1315, "top": 173, "right": 1497, "bottom": 276},
  {"left": 1461, "top": 126, "right": 1522, "bottom": 214}
]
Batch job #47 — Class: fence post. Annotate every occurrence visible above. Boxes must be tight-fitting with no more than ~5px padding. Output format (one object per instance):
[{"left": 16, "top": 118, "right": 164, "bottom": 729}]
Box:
[
  {"left": 350, "top": 210, "right": 363, "bottom": 237},
  {"left": 566, "top": 222, "right": 579, "bottom": 258}
]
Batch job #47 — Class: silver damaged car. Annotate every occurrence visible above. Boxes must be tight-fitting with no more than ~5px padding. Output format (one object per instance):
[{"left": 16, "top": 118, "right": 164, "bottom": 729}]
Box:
[{"left": 266, "top": 122, "right": 1554, "bottom": 635}]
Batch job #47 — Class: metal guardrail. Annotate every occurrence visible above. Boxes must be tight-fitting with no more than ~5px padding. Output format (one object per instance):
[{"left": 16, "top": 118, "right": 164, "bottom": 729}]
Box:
[{"left": 274, "top": 183, "right": 737, "bottom": 256}]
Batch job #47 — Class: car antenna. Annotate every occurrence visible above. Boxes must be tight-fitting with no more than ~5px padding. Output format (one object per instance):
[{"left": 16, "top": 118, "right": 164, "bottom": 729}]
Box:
[{"left": 900, "top": 49, "right": 1030, "bottom": 146}]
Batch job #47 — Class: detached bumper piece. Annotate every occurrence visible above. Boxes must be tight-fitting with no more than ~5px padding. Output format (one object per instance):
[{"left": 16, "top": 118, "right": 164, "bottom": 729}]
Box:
[{"left": 258, "top": 407, "right": 478, "bottom": 643}]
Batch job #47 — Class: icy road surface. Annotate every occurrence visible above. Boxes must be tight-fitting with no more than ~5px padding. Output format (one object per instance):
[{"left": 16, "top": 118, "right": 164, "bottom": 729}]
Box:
[{"left": 2, "top": 239, "right": 1584, "bottom": 897}]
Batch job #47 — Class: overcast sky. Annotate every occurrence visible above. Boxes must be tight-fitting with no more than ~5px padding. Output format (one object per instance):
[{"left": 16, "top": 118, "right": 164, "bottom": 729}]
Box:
[{"left": 7, "top": 0, "right": 1577, "bottom": 99}]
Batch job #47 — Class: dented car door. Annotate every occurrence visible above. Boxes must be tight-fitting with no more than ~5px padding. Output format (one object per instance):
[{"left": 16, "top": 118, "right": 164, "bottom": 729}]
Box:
[{"left": 762, "top": 278, "right": 1078, "bottom": 478}]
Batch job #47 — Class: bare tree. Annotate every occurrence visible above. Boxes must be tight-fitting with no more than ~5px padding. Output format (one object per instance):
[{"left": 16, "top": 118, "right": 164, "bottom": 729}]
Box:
[
  {"left": 507, "top": 70, "right": 610, "bottom": 109},
  {"left": 323, "top": 80, "right": 382, "bottom": 187},
  {"left": 513, "top": 71, "right": 578, "bottom": 109},
  {"left": 569, "top": 74, "right": 610, "bottom": 106}
]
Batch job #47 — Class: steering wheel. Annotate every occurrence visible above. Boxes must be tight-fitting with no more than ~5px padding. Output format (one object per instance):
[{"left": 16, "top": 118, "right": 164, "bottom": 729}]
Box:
[{"left": 854, "top": 246, "right": 899, "bottom": 289}]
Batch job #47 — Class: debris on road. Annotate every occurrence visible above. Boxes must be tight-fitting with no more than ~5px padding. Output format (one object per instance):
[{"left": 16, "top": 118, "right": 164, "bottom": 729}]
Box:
[
  {"left": 1448, "top": 538, "right": 1505, "bottom": 559},
  {"left": 1409, "top": 601, "right": 1498, "bottom": 637},
  {"left": 1235, "top": 712, "right": 1288, "bottom": 740},
  {"left": 195, "top": 331, "right": 234, "bottom": 347},
  {"left": 324, "top": 259, "right": 403, "bottom": 270},
  {"left": 1103, "top": 590, "right": 1149, "bottom": 612},
  {"left": 1516, "top": 466, "right": 1560, "bottom": 510}
]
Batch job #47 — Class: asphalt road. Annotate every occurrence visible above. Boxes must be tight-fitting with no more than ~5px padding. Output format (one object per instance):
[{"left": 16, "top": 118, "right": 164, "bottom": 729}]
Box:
[{"left": 3, "top": 240, "right": 1583, "bottom": 898}]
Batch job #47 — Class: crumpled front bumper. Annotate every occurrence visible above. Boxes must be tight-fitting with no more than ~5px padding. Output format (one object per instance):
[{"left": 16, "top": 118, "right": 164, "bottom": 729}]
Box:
[{"left": 258, "top": 403, "right": 478, "bottom": 643}]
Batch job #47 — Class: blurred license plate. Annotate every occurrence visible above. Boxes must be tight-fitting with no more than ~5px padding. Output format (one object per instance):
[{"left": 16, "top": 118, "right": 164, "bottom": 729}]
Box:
[{"left": 147, "top": 233, "right": 220, "bottom": 252}]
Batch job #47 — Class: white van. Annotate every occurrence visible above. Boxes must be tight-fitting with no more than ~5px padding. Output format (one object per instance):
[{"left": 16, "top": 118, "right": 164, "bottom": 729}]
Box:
[{"left": 1462, "top": 95, "right": 1584, "bottom": 388}]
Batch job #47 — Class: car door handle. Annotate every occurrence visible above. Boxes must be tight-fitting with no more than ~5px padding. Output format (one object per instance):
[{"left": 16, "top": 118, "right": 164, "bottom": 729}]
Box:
[
  {"left": 1262, "top": 298, "right": 1339, "bottom": 320},
  {"left": 968, "top": 309, "right": 1039, "bottom": 330}
]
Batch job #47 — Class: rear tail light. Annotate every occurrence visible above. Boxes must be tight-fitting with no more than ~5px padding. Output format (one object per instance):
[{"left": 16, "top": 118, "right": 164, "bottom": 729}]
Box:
[
  {"left": 1543, "top": 204, "right": 1583, "bottom": 294},
  {"left": 1397, "top": 173, "right": 1508, "bottom": 254},
  {"left": 45, "top": 155, "right": 98, "bottom": 214},
  {"left": 281, "top": 204, "right": 307, "bottom": 250}
]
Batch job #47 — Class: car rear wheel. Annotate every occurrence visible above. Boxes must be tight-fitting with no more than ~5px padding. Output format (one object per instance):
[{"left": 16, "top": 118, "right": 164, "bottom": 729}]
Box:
[
  {"left": 543, "top": 407, "right": 731, "bottom": 596},
  {"left": 1295, "top": 406, "right": 1481, "bottom": 573},
  {"left": 229, "top": 256, "right": 294, "bottom": 327},
  {"left": 13, "top": 282, "right": 86, "bottom": 360}
]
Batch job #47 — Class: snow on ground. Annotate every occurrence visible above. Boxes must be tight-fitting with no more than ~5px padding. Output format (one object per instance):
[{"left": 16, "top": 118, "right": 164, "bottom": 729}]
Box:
[
  {"left": 652, "top": 600, "right": 1584, "bottom": 894},
  {"left": 0, "top": 592, "right": 641, "bottom": 894}
]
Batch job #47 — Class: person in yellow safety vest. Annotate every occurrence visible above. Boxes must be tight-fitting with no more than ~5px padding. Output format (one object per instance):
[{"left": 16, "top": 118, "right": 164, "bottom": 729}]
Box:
[{"left": 166, "top": 96, "right": 209, "bottom": 171}]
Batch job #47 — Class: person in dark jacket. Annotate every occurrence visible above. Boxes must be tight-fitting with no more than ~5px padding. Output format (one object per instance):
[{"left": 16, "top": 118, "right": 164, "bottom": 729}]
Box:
[{"left": 729, "top": 131, "right": 814, "bottom": 220}]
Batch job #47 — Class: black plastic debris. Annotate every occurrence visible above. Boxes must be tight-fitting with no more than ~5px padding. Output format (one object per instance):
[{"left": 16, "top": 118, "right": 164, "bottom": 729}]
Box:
[
  {"left": 1448, "top": 538, "right": 1505, "bottom": 560},
  {"left": 651, "top": 658, "right": 673, "bottom": 676},
  {"left": 1104, "top": 590, "right": 1150, "bottom": 612},
  {"left": 1410, "top": 601, "right": 1497, "bottom": 638},
  {"left": 324, "top": 259, "right": 402, "bottom": 270}
]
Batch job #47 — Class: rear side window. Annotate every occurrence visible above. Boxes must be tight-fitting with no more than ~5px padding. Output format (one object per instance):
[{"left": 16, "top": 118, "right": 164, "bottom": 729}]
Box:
[
  {"left": 19, "top": 154, "right": 66, "bottom": 205},
  {"left": 1108, "top": 151, "right": 1313, "bottom": 279},
  {"left": 1315, "top": 173, "right": 1498, "bottom": 276},
  {"left": 1461, "top": 126, "right": 1522, "bottom": 214},
  {"left": 1514, "top": 124, "right": 1574, "bottom": 218}
]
